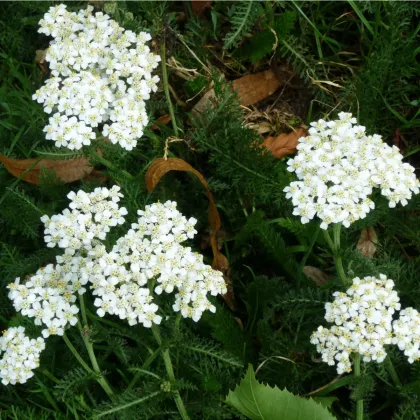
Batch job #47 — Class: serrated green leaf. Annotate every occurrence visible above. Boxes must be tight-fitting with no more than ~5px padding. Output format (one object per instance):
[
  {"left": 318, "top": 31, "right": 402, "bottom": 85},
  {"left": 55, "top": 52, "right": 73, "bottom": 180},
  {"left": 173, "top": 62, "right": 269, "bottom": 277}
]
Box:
[{"left": 226, "top": 365, "right": 336, "bottom": 420}]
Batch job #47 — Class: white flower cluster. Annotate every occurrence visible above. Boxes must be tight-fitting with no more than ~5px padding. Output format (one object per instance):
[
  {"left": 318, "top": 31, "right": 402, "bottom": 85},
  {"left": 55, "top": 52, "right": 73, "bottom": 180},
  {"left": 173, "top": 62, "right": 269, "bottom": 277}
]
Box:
[
  {"left": 8, "top": 186, "right": 127, "bottom": 340},
  {"left": 284, "top": 112, "right": 420, "bottom": 230},
  {"left": 311, "top": 275, "right": 400, "bottom": 374},
  {"left": 33, "top": 4, "right": 160, "bottom": 151},
  {"left": 0, "top": 327, "right": 45, "bottom": 385},
  {"left": 41, "top": 185, "right": 126, "bottom": 252},
  {"left": 392, "top": 307, "right": 420, "bottom": 363},
  {"left": 89, "top": 201, "right": 227, "bottom": 326},
  {"left": 8, "top": 187, "right": 225, "bottom": 339}
]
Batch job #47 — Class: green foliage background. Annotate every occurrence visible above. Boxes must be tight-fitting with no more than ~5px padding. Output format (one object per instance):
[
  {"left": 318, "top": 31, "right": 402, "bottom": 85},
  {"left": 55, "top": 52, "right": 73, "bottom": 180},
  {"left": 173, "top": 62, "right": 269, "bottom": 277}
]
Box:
[{"left": 0, "top": 1, "right": 419, "bottom": 419}]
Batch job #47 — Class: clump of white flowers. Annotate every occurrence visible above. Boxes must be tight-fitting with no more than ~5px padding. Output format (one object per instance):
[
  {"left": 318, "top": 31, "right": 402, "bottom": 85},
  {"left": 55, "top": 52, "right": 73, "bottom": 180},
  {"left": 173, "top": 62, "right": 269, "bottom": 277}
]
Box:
[
  {"left": 311, "top": 274, "right": 400, "bottom": 374},
  {"left": 284, "top": 112, "right": 420, "bottom": 230},
  {"left": 33, "top": 4, "right": 160, "bottom": 151},
  {"left": 8, "top": 186, "right": 225, "bottom": 336},
  {"left": 393, "top": 308, "right": 420, "bottom": 363},
  {"left": 0, "top": 327, "right": 45, "bottom": 385},
  {"left": 89, "top": 201, "right": 227, "bottom": 325}
]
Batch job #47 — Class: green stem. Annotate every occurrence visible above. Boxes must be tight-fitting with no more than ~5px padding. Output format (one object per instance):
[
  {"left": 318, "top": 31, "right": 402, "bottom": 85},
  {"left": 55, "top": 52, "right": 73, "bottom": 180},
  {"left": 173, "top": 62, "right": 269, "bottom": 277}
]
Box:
[
  {"left": 353, "top": 353, "right": 364, "bottom": 420},
  {"left": 323, "top": 224, "right": 349, "bottom": 287},
  {"left": 90, "top": 149, "right": 134, "bottom": 181},
  {"left": 161, "top": 39, "right": 179, "bottom": 137},
  {"left": 126, "top": 347, "right": 161, "bottom": 392},
  {"left": 152, "top": 325, "right": 190, "bottom": 420},
  {"left": 78, "top": 297, "right": 115, "bottom": 400},
  {"left": 62, "top": 332, "right": 94, "bottom": 374},
  {"left": 386, "top": 356, "right": 402, "bottom": 387},
  {"left": 297, "top": 223, "right": 321, "bottom": 289}
]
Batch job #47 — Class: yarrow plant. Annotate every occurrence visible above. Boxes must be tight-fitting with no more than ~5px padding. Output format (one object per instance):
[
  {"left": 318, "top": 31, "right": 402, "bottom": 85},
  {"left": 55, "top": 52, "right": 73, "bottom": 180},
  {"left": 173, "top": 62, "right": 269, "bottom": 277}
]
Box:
[
  {"left": 311, "top": 274, "right": 400, "bottom": 374},
  {"left": 33, "top": 4, "right": 160, "bottom": 150},
  {"left": 0, "top": 327, "right": 45, "bottom": 385},
  {"left": 284, "top": 112, "right": 420, "bottom": 229},
  {"left": 5, "top": 186, "right": 226, "bottom": 388},
  {"left": 392, "top": 307, "right": 420, "bottom": 364}
]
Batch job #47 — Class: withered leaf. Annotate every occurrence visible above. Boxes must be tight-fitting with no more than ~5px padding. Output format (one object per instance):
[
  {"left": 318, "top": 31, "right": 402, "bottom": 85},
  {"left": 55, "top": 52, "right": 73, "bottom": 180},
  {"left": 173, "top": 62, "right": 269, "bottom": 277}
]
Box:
[
  {"left": 191, "top": 0, "right": 213, "bottom": 16},
  {"left": 35, "top": 49, "right": 48, "bottom": 75},
  {"left": 0, "top": 154, "right": 96, "bottom": 185},
  {"left": 232, "top": 70, "right": 281, "bottom": 107},
  {"left": 192, "top": 70, "right": 281, "bottom": 116},
  {"left": 303, "top": 266, "right": 330, "bottom": 286},
  {"left": 151, "top": 114, "right": 172, "bottom": 131},
  {"left": 262, "top": 127, "right": 307, "bottom": 159},
  {"left": 356, "top": 227, "right": 378, "bottom": 259}
]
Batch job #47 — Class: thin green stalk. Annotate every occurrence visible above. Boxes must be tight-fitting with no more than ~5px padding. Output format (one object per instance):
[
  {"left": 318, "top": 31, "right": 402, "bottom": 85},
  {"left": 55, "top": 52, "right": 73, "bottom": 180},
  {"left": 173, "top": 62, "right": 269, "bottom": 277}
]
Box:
[
  {"left": 152, "top": 325, "right": 190, "bottom": 420},
  {"left": 92, "top": 391, "right": 162, "bottom": 419},
  {"left": 126, "top": 347, "right": 161, "bottom": 392},
  {"left": 297, "top": 223, "right": 321, "bottom": 289},
  {"left": 353, "top": 353, "right": 364, "bottom": 420},
  {"left": 386, "top": 356, "right": 402, "bottom": 387},
  {"left": 161, "top": 39, "right": 179, "bottom": 137},
  {"left": 78, "top": 297, "right": 115, "bottom": 400},
  {"left": 323, "top": 224, "right": 349, "bottom": 287},
  {"left": 62, "top": 332, "right": 93, "bottom": 374},
  {"left": 90, "top": 149, "right": 134, "bottom": 181}
]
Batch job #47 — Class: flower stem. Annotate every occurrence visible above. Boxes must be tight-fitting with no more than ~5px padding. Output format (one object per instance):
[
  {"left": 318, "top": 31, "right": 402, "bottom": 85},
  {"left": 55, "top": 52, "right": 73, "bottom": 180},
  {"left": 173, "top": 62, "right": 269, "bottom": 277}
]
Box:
[
  {"left": 151, "top": 324, "right": 190, "bottom": 420},
  {"left": 90, "top": 148, "right": 134, "bottom": 181},
  {"left": 78, "top": 296, "right": 115, "bottom": 400},
  {"left": 353, "top": 353, "right": 364, "bottom": 420},
  {"left": 160, "top": 39, "right": 179, "bottom": 137},
  {"left": 324, "top": 223, "right": 350, "bottom": 287},
  {"left": 63, "top": 331, "right": 94, "bottom": 374},
  {"left": 386, "top": 356, "right": 401, "bottom": 387}
]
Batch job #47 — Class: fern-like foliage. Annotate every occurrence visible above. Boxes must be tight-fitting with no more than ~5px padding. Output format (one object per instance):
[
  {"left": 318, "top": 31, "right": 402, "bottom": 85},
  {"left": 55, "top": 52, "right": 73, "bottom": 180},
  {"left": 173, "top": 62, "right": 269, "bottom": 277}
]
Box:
[
  {"left": 54, "top": 368, "right": 96, "bottom": 402},
  {"left": 224, "top": 1, "right": 263, "bottom": 49},
  {"left": 181, "top": 335, "right": 244, "bottom": 371}
]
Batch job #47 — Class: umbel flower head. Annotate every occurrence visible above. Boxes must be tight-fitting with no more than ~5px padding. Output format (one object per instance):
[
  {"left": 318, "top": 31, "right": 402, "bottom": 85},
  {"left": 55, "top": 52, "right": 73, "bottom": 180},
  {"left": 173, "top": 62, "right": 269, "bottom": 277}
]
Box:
[
  {"left": 392, "top": 307, "right": 420, "bottom": 364},
  {"left": 311, "top": 274, "right": 400, "bottom": 374},
  {"left": 284, "top": 112, "right": 419, "bottom": 230},
  {"left": 0, "top": 327, "right": 45, "bottom": 385},
  {"left": 33, "top": 4, "right": 160, "bottom": 151},
  {"left": 8, "top": 186, "right": 226, "bottom": 339}
]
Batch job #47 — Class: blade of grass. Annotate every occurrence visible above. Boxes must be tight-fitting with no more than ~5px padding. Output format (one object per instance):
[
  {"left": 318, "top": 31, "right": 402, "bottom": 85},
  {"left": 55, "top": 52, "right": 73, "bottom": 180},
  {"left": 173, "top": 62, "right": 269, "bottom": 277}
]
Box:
[{"left": 348, "top": 0, "right": 375, "bottom": 36}]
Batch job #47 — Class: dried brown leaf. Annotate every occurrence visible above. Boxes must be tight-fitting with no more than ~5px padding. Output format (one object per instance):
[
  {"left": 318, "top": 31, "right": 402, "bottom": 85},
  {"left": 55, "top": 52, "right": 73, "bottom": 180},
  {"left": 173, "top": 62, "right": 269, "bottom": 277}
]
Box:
[
  {"left": 232, "top": 70, "right": 281, "bottom": 107},
  {"left": 262, "top": 127, "right": 307, "bottom": 159},
  {"left": 303, "top": 266, "right": 330, "bottom": 286},
  {"left": 192, "top": 70, "right": 281, "bottom": 116},
  {"left": 0, "top": 154, "right": 96, "bottom": 184},
  {"left": 151, "top": 114, "right": 172, "bottom": 131},
  {"left": 356, "top": 227, "right": 378, "bottom": 259},
  {"left": 191, "top": 0, "right": 213, "bottom": 16}
]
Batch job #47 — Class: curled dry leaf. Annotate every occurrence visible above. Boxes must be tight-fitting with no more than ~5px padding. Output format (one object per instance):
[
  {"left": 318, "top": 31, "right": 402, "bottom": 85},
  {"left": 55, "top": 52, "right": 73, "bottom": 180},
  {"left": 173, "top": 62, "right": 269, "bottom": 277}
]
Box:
[
  {"left": 303, "top": 266, "right": 330, "bottom": 286},
  {"left": 262, "top": 127, "right": 307, "bottom": 159},
  {"left": 150, "top": 114, "right": 172, "bottom": 131},
  {"left": 145, "top": 157, "right": 235, "bottom": 310},
  {"left": 192, "top": 70, "right": 281, "bottom": 116},
  {"left": 356, "top": 227, "right": 378, "bottom": 259},
  {"left": 0, "top": 154, "right": 96, "bottom": 185}
]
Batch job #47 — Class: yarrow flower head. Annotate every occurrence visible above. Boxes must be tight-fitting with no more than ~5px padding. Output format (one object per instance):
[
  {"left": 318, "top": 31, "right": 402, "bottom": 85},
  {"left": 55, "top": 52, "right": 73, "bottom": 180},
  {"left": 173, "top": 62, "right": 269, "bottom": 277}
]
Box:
[
  {"left": 392, "top": 307, "right": 420, "bottom": 364},
  {"left": 88, "top": 201, "right": 227, "bottom": 326},
  {"left": 284, "top": 112, "right": 420, "bottom": 229},
  {"left": 311, "top": 274, "right": 400, "bottom": 374},
  {"left": 0, "top": 327, "right": 45, "bottom": 385},
  {"left": 33, "top": 4, "right": 160, "bottom": 151}
]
